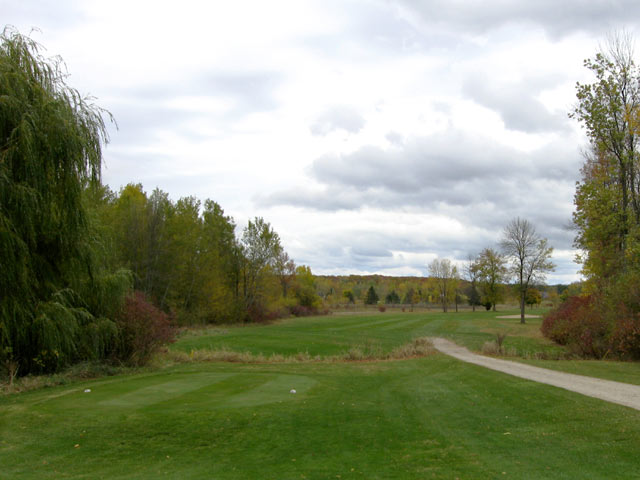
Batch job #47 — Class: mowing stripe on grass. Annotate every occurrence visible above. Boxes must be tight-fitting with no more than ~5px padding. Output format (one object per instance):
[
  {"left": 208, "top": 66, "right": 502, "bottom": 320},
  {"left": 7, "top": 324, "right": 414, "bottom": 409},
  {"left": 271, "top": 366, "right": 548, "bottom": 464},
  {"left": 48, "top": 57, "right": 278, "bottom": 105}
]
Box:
[
  {"left": 377, "top": 315, "right": 431, "bottom": 331},
  {"left": 97, "top": 372, "right": 317, "bottom": 410},
  {"left": 100, "top": 373, "right": 233, "bottom": 408},
  {"left": 327, "top": 314, "right": 412, "bottom": 331}
]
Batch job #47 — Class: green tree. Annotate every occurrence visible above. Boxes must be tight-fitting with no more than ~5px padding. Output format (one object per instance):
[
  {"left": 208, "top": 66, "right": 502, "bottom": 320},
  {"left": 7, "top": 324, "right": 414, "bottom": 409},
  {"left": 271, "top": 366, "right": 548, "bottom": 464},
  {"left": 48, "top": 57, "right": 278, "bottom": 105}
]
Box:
[
  {"left": 0, "top": 29, "right": 129, "bottom": 374},
  {"left": 198, "top": 200, "right": 240, "bottom": 322},
  {"left": 112, "top": 184, "right": 151, "bottom": 290},
  {"left": 292, "top": 265, "right": 322, "bottom": 310},
  {"left": 343, "top": 290, "right": 355, "bottom": 304},
  {"left": 385, "top": 290, "right": 400, "bottom": 304},
  {"left": 500, "top": 218, "right": 555, "bottom": 324},
  {"left": 525, "top": 288, "right": 542, "bottom": 309},
  {"left": 402, "top": 288, "right": 415, "bottom": 305},
  {"left": 240, "top": 217, "right": 283, "bottom": 321},
  {"left": 364, "top": 286, "right": 379, "bottom": 305},
  {"left": 164, "top": 196, "right": 203, "bottom": 317},
  {"left": 144, "top": 188, "right": 173, "bottom": 305},
  {"left": 476, "top": 248, "right": 507, "bottom": 312},
  {"left": 274, "top": 251, "right": 296, "bottom": 299}
]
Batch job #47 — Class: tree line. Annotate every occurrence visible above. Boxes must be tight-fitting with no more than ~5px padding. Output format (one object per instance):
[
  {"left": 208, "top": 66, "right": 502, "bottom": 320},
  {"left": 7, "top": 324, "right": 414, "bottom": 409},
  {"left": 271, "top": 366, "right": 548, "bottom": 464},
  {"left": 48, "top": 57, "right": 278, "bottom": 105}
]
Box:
[
  {"left": 0, "top": 30, "right": 321, "bottom": 379},
  {"left": 90, "top": 183, "right": 323, "bottom": 324},
  {"left": 427, "top": 217, "right": 554, "bottom": 321},
  {"left": 542, "top": 32, "right": 640, "bottom": 359}
]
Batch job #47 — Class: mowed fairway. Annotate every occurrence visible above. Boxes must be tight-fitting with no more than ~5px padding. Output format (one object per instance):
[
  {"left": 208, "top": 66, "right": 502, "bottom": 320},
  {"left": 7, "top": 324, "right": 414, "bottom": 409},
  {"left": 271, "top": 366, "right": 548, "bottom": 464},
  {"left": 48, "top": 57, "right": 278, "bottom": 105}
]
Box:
[
  {"left": 2, "top": 311, "right": 640, "bottom": 479},
  {"left": 172, "top": 309, "right": 567, "bottom": 359}
]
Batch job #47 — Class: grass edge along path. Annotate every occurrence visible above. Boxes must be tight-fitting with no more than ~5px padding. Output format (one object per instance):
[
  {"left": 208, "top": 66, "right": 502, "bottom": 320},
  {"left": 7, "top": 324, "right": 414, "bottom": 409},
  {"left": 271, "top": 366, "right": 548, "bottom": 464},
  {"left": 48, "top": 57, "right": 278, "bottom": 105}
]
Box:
[{"left": 432, "top": 337, "right": 640, "bottom": 411}]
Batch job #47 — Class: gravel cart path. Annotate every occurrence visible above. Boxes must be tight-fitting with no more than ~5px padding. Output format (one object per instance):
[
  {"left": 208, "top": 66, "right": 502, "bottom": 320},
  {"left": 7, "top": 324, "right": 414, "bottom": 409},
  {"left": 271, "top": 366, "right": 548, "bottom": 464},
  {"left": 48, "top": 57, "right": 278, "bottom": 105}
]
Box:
[{"left": 432, "top": 337, "right": 640, "bottom": 412}]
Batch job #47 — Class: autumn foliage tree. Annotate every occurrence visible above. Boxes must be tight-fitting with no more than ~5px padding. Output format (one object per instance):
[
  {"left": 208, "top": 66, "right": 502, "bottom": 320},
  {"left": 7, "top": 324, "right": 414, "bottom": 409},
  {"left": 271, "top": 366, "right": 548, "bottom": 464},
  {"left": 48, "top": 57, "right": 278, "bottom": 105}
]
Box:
[
  {"left": 572, "top": 34, "right": 640, "bottom": 283},
  {"left": 544, "top": 33, "right": 640, "bottom": 358},
  {"left": 475, "top": 248, "right": 507, "bottom": 312}
]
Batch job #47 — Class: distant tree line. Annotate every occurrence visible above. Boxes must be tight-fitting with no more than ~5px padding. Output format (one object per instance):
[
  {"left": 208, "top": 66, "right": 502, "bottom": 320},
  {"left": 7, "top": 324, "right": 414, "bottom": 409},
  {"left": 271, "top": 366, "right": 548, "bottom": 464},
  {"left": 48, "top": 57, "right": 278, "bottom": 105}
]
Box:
[{"left": 317, "top": 270, "right": 555, "bottom": 313}]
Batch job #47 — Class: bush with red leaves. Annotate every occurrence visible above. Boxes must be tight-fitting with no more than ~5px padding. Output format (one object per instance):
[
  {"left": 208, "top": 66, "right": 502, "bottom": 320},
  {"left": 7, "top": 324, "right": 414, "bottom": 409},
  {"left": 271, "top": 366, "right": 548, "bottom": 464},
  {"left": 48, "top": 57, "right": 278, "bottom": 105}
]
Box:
[
  {"left": 542, "top": 294, "right": 640, "bottom": 359},
  {"left": 542, "top": 295, "right": 595, "bottom": 346},
  {"left": 115, "top": 291, "right": 176, "bottom": 366},
  {"left": 609, "top": 307, "right": 640, "bottom": 360}
]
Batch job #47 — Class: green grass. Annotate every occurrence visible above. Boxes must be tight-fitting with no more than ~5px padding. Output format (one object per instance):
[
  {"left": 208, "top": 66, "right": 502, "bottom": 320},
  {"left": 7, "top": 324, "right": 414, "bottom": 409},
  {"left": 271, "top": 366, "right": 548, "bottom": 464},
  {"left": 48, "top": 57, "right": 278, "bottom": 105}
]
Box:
[
  {"left": 2, "top": 359, "right": 639, "bottom": 479},
  {"left": 172, "top": 309, "right": 565, "bottom": 359},
  {"left": 2, "top": 309, "right": 640, "bottom": 479},
  {"left": 173, "top": 310, "right": 640, "bottom": 385}
]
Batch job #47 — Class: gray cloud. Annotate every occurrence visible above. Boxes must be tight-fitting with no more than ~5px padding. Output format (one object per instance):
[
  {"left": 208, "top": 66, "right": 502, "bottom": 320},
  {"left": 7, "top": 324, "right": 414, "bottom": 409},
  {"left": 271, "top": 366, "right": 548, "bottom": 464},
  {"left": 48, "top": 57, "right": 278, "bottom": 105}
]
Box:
[
  {"left": 6, "top": 0, "right": 594, "bottom": 282},
  {"left": 386, "top": 131, "right": 404, "bottom": 145},
  {"left": 101, "top": 69, "right": 284, "bottom": 151},
  {"left": 397, "top": 0, "right": 640, "bottom": 38},
  {"left": 310, "top": 106, "right": 366, "bottom": 135},
  {"left": 462, "top": 75, "right": 571, "bottom": 133},
  {"left": 310, "top": 133, "right": 524, "bottom": 192},
  {"left": 263, "top": 129, "right": 581, "bottom": 252}
]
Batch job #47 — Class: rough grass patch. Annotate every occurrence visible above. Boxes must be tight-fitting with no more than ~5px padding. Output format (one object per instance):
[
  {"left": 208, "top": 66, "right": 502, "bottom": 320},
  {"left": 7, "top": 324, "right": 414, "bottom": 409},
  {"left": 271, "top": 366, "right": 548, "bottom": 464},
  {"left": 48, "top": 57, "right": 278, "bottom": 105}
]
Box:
[
  {"left": 164, "top": 338, "right": 435, "bottom": 365},
  {"left": 1, "top": 362, "right": 127, "bottom": 396},
  {"left": 481, "top": 341, "right": 500, "bottom": 355}
]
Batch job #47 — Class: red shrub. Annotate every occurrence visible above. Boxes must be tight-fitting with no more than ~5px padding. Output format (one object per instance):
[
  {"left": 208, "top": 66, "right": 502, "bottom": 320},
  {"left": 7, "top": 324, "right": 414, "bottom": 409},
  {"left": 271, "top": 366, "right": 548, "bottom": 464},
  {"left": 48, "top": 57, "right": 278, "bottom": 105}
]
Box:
[
  {"left": 244, "top": 303, "right": 283, "bottom": 323},
  {"left": 115, "top": 291, "right": 176, "bottom": 366},
  {"left": 542, "top": 295, "right": 593, "bottom": 345},
  {"left": 378, "top": 305, "right": 386, "bottom": 312},
  {"left": 288, "top": 305, "right": 331, "bottom": 317},
  {"left": 542, "top": 294, "right": 640, "bottom": 359},
  {"left": 541, "top": 295, "right": 610, "bottom": 358},
  {"left": 609, "top": 308, "right": 640, "bottom": 360},
  {"left": 289, "top": 305, "right": 313, "bottom": 317}
]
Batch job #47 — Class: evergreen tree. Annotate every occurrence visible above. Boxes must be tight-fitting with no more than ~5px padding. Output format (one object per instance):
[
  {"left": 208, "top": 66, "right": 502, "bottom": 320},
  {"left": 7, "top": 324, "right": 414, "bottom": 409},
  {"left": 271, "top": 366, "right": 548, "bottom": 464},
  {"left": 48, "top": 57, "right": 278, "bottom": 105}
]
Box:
[
  {"left": 364, "top": 286, "right": 379, "bottom": 305},
  {"left": 385, "top": 290, "right": 400, "bottom": 304}
]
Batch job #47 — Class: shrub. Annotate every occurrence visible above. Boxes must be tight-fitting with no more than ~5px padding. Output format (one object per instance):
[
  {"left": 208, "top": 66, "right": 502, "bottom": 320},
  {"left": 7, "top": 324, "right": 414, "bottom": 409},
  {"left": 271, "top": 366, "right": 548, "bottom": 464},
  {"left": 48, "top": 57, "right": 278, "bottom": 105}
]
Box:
[
  {"left": 542, "top": 295, "right": 595, "bottom": 347},
  {"left": 481, "top": 341, "right": 500, "bottom": 355},
  {"left": 246, "top": 303, "right": 282, "bottom": 323},
  {"left": 541, "top": 294, "right": 640, "bottom": 359},
  {"left": 378, "top": 305, "right": 386, "bottom": 312},
  {"left": 390, "top": 338, "right": 435, "bottom": 359},
  {"left": 609, "top": 307, "right": 640, "bottom": 360},
  {"left": 289, "top": 305, "right": 316, "bottom": 317},
  {"left": 115, "top": 291, "right": 176, "bottom": 366}
]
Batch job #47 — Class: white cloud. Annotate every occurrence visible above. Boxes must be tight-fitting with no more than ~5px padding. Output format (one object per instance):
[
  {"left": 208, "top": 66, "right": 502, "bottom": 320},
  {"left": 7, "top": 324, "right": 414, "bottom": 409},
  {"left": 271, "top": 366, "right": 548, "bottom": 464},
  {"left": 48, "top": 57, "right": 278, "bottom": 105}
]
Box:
[{"left": 4, "top": 0, "right": 627, "bottom": 283}]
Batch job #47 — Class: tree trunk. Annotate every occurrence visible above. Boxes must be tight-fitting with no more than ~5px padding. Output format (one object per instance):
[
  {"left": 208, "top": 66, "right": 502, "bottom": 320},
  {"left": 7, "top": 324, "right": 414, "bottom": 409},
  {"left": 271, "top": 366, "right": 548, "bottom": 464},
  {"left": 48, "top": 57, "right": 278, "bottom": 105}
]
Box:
[{"left": 520, "top": 290, "right": 526, "bottom": 324}]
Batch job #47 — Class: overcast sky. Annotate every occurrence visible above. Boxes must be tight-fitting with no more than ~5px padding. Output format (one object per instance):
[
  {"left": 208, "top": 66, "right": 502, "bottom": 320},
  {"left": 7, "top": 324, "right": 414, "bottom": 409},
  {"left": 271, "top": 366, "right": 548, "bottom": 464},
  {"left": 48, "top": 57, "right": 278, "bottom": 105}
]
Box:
[{"left": 6, "top": 1, "right": 640, "bottom": 284}]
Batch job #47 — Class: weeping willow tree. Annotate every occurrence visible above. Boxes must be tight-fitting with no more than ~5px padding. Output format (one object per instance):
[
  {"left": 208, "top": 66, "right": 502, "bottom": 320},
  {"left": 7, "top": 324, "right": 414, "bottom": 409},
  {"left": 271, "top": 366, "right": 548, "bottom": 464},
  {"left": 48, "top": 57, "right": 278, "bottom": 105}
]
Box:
[{"left": 0, "top": 28, "right": 130, "bottom": 377}]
